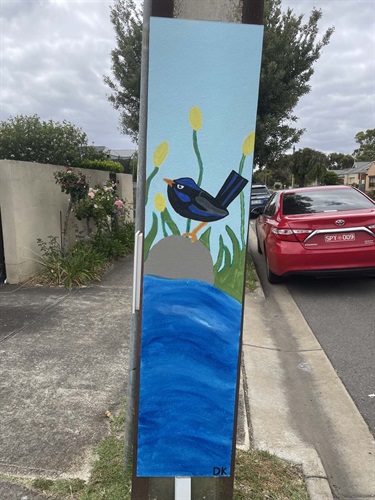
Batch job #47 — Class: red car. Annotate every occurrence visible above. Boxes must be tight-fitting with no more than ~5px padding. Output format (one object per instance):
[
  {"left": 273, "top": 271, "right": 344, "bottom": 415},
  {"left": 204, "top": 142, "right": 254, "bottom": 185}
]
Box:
[{"left": 255, "top": 185, "right": 375, "bottom": 283}]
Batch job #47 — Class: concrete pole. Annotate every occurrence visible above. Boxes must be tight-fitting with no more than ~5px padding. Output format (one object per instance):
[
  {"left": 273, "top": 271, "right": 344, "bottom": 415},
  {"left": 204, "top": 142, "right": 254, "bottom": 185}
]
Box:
[
  {"left": 123, "top": 0, "right": 152, "bottom": 466},
  {"left": 130, "top": 1, "right": 264, "bottom": 498},
  {"left": 174, "top": 0, "right": 243, "bottom": 22}
]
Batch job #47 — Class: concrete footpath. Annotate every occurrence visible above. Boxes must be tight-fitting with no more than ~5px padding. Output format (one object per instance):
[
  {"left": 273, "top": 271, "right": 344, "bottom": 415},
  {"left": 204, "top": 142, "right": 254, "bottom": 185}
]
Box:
[{"left": 1, "top": 249, "right": 375, "bottom": 499}]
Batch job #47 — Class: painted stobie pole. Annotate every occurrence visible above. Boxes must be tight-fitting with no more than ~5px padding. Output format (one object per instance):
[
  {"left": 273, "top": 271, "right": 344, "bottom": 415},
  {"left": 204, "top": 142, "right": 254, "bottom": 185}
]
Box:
[{"left": 131, "top": 1, "right": 264, "bottom": 499}]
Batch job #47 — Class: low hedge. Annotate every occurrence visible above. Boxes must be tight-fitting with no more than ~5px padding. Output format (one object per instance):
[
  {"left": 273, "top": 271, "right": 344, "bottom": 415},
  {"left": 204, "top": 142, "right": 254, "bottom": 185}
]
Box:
[{"left": 77, "top": 159, "right": 123, "bottom": 173}]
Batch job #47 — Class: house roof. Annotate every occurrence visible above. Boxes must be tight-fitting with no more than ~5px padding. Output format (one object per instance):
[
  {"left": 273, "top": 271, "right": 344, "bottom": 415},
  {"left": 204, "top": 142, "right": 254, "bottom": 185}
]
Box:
[
  {"left": 353, "top": 161, "right": 374, "bottom": 173},
  {"left": 350, "top": 161, "right": 373, "bottom": 173},
  {"left": 332, "top": 161, "right": 374, "bottom": 176}
]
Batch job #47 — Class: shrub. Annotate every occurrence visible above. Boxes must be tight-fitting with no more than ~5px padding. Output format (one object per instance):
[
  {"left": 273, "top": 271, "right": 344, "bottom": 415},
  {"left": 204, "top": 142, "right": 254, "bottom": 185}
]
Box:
[
  {"left": 91, "top": 232, "right": 127, "bottom": 261},
  {"left": 90, "top": 222, "right": 135, "bottom": 261},
  {"left": 0, "top": 114, "right": 92, "bottom": 166},
  {"left": 36, "top": 222, "right": 134, "bottom": 288},
  {"left": 37, "top": 236, "right": 107, "bottom": 288},
  {"left": 77, "top": 159, "right": 123, "bottom": 173},
  {"left": 54, "top": 168, "right": 90, "bottom": 254},
  {"left": 54, "top": 168, "right": 89, "bottom": 202},
  {"left": 74, "top": 181, "right": 128, "bottom": 234},
  {"left": 63, "top": 241, "right": 107, "bottom": 288},
  {"left": 112, "top": 221, "right": 135, "bottom": 254},
  {"left": 37, "top": 236, "right": 67, "bottom": 284},
  {"left": 322, "top": 170, "right": 340, "bottom": 186}
]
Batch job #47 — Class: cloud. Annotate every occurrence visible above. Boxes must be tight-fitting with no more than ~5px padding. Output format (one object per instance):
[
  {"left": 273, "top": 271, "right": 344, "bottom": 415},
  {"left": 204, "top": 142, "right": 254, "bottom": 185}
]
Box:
[
  {"left": 0, "top": 0, "right": 374, "bottom": 155},
  {"left": 0, "top": 0, "right": 131, "bottom": 149},
  {"left": 283, "top": 0, "right": 375, "bottom": 154}
]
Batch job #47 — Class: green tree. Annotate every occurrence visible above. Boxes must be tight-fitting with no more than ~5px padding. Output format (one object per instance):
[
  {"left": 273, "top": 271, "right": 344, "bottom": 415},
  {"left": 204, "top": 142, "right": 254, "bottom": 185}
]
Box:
[
  {"left": 328, "top": 152, "right": 354, "bottom": 170},
  {"left": 104, "top": 0, "right": 333, "bottom": 166},
  {"left": 322, "top": 170, "right": 340, "bottom": 185},
  {"left": 260, "top": 153, "right": 294, "bottom": 187},
  {"left": 292, "top": 148, "right": 328, "bottom": 187},
  {"left": 0, "top": 114, "right": 101, "bottom": 166},
  {"left": 103, "top": 0, "right": 142, "bottom": 143},
  {"left": 256, "top": 1, "right": 333, "bottom": 166},
  {"left": 353, "top": 129, "right": 375, "bottom": 161}
]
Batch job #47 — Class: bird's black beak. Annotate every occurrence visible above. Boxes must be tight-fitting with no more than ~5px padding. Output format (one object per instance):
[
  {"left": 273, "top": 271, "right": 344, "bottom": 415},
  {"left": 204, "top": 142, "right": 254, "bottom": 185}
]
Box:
[{"left": 163, "top": 178, "right": 174, "bottom": 187}]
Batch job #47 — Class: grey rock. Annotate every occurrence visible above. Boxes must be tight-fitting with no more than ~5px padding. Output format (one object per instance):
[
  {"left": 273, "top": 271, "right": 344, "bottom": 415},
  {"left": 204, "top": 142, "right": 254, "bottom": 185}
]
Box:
[{"left": 144, "top": 235, "right": 214, "bottom": 284}]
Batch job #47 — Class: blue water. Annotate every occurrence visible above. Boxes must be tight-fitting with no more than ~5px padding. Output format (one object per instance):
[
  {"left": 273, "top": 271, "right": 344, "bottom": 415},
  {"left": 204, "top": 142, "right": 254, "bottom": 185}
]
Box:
[{"left": 136, "top": 275, "right": 242, "bottom": 477}]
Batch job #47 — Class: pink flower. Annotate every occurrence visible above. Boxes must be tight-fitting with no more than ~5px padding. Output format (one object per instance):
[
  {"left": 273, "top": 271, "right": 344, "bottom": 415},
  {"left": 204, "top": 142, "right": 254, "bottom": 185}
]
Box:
[
  {"left": 88, "top": 191, "right": 95, "bottom": 199},
  {"left": 114, "top": 199, "right": 124, "bottom": 209}
]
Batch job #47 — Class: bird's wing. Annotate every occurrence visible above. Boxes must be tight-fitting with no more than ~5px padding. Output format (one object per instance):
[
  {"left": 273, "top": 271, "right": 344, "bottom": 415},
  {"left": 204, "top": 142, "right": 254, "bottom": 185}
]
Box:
[{"left": 194, "top": 195, "right": 228, "bottom": 217}]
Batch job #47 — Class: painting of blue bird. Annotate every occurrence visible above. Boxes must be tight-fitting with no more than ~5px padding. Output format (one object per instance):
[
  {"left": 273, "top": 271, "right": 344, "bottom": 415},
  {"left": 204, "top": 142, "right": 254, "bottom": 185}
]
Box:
[{"left": 163, "top": 170, "right": 248, "bottom": 242}]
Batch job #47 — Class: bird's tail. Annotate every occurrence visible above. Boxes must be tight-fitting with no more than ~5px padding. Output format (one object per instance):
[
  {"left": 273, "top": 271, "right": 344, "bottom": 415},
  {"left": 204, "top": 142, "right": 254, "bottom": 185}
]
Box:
[{"left": 215, "top": 170, "right": 248, "bottom": 208}]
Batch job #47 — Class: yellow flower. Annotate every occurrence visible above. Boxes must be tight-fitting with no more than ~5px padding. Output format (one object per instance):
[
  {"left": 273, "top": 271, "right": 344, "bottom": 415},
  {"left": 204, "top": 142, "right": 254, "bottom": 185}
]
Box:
[
  {"left": 189, "top": 106, "right": 202, "bottom": 131},
  {"left": 153, "top": 142, "right": 169, "bottom": 168},
  {"left": 242, "top": 132, "right": 255, "bottom": 156},
  {"left": 154, "top": 192, "right": 166, "bottom": 212}
]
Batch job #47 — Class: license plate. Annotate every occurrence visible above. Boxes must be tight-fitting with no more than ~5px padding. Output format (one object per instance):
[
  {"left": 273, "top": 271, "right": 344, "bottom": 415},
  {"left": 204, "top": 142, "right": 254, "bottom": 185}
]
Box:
[{"left": 324, "top": 233, "right": 355, "bottom": 243}]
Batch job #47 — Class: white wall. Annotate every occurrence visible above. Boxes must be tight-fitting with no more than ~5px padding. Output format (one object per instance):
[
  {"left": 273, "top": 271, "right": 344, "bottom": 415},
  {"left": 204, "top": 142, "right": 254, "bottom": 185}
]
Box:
[{"left": 0, "top": 160, "right": 133, "bottom": 283}]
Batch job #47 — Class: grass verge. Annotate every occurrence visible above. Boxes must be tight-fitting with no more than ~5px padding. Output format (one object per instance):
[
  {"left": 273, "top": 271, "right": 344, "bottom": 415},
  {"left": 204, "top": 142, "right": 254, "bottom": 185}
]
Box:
[
  {"left": 234, "top": 449, "right": 308, "bottom": 499},
  {"left": 245, "top": 250, "right": 258, "bottom": 293},
  {"left": 21, "top": 406, "right": 308, "bottom": 500}
]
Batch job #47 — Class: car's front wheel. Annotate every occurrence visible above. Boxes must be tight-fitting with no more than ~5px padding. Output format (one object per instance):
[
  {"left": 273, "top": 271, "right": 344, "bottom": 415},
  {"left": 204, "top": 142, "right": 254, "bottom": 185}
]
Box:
[{"left": 265, "top": 251, "right": 282, "bottom": 284}]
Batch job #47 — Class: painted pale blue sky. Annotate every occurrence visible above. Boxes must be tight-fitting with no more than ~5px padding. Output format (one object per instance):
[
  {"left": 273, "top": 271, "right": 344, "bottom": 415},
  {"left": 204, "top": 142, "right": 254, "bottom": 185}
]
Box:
[{"left": 145, "top": 17, "right": 263, "bottom": 259}]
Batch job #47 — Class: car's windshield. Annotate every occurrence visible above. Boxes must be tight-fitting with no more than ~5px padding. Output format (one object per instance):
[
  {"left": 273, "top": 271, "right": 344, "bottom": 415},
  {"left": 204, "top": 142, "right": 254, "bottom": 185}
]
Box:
[
  {"left": 251, "top": 187, "right": 269, "bottom": 195},
  {"left": 282, "top": 189, "right": 374, "bottom": 215}
]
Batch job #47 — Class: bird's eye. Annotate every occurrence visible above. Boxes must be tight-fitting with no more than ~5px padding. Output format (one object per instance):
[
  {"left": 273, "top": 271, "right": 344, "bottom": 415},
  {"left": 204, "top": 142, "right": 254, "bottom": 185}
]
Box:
[{"left": 176, "top": 184, "right": 184, "bottom": 190}]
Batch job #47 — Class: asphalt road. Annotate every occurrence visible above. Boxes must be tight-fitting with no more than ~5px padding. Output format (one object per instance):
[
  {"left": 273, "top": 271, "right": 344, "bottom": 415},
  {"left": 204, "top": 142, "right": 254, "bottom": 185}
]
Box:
[{"left": 250, "top": 222, "right": 375, "bottom": 437}]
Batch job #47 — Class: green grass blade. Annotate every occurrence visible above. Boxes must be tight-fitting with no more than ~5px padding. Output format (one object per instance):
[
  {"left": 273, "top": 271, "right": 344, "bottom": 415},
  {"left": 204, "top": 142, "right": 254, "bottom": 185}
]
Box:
[
  {"left": 223, "top": 244, "right": 232, "bottom": 269},
  {"left": 144, "top": 212, "right": 158, "bottom": 260},
  {"left": 145, "top": 167, "right": 158, "bottom": 205},
  {"left": 213, "top": 228, "right": 248, "bottom": 302},
  {"left": 213, "top": 235, "right": 225, "bottom": 274},
  {"left": 160, "top": 211, "right": 168, "bottom": 237},
  {"left": 199, "top": 227, "right": 211, "bottom": 250},
  {"left": 164, "top": 208, "right": 181, "bottom": 235},
  {"left": 226, "top": 225, "right": 241, "bottom": 257}
]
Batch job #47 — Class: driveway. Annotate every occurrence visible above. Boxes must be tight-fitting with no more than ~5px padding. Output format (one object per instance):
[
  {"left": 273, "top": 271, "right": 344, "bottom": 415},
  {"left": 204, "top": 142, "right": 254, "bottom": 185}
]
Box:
[{"left": 0, "top": 256, "right": 133, "bottom": 479}]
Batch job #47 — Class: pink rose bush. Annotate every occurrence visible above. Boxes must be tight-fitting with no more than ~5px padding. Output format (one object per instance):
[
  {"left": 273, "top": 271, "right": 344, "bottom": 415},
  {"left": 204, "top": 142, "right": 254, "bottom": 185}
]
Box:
[
  {"left": 114, "top": 199, "right": 124, "bottom": 210},
  {"left": 73, "top": 180, "right": 127, "bottom": 234}
]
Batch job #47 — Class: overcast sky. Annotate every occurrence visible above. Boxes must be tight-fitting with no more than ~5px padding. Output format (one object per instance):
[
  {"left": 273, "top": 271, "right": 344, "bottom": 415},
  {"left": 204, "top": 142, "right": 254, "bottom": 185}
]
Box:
[{"left": 0, "top": 0, "right": 374, "bottom": 156}]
